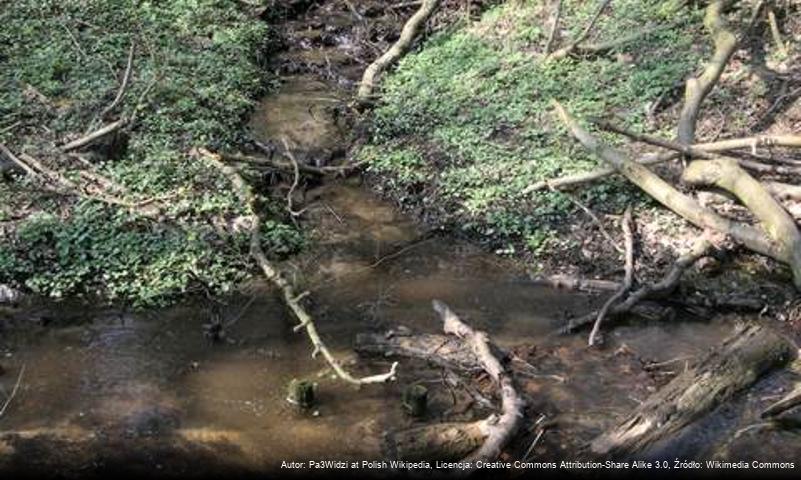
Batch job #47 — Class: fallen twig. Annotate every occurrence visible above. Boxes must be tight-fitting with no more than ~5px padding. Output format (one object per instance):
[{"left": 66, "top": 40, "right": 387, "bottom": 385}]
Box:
[
  {"left": 588, "top": 206, "right": 634, "bottom": 346},
  {"left": 547, "top": 0, "right": 611, "bottom": 60},
  {"left": 0, "top": 364, "right": 25, "bottom": 419}
]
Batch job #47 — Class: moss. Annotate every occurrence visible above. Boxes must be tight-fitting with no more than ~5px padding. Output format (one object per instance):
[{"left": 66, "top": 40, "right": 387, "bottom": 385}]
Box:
[
  {"left": 0, "top": 0, "right": 298, "bottom": 306},
  {"left": 360, "top": 0, "right": 703, "bottom": 255}
]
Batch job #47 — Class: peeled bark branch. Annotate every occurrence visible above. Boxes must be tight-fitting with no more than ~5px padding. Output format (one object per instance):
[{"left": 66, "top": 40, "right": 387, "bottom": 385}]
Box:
[
  {"left": 60, "top": 119, "right": 126, "bottom": 152},
  {"left": 357, "top": 0, "right": 441, "bottom": 102},
  {"left": 200, "top": 148, "right": 398, "bottom": 386},
  {"left": 553, "top": 100, "right": 786, "bottom": 264},
  {"left": 592, "top": 323, "right": 796, "bottom": 457},
  {"left": 677, "top": 0, "right": 738, "bottom": 145},
  {"left": 683, "top": 158, "right": 801, "bottom": 290},
  {"left": 432, "top": 300, "right": 525, "bottom": 463}
]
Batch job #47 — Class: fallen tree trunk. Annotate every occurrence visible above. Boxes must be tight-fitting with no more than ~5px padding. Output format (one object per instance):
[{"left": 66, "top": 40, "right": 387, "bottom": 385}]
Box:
[
  {"left": 591, "top": 323, "right": 797, "bottom": 457},
  {"left": 357, "top": 0, "right": 441, "bottom": 102},
  {"left": 683, "top": 158, "right": 801, "bottom": 290},
  {"left": 553, "top": 100, "right": 787, "bottom": 265}
]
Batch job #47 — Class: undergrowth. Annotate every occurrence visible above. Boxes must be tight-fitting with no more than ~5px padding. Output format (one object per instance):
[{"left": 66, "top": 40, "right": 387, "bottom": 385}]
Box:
[
  {"left": 0, "top": 0, "right": 300, "bottom": 306},
  {"left": 360, "top": 0, "right": 702, "bottom": 260}
]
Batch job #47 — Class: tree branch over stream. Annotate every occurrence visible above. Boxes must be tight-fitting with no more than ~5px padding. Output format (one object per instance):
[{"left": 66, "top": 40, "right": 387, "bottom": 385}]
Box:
[{"left": 199, "top": 148, "right": 398, "bottom": 386}]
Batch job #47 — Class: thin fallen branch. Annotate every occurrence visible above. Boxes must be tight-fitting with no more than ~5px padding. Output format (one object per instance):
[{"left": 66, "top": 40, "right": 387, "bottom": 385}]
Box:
[
  {"left": 547, "top": 0, "right": 611, "bottom": 60},
  {"left": 574, "top": 24, "right": 668, "bottom": 56},
  {"left": 280, "top": 137, "right": 305, "bottom": 218},
  {"left": 598, "top": 121, "right": 801, "bottom": 176},
  {"left": 561, "top": 236, "right": 712, "bottom": 334},
  {"left": 588, "top": 206, "right": 634, "bottom": 346},
  {"left": 553, "top": 100, "right": 786, "bottom": 265},
  {"left": 761, "top": 383, "right": 801, "bottom": 419},
  {"left": 433, "top": 300, "right": 525, "bottom": 463},
  {"left": 683, "top": 157, "right": 801, "bottom": 290},
  {"left": 199, "top": 148, "right": 397, "bottom": 386},
  {"left": 543, "top": 0, "right": 563, "bottom": 55},
  {"left": 550, "top": 186, "right": 623, "bottom": 253},
  {"left": 528, "top": 274, "right": 621, "bottom": 292},
  {"left": 357, "top": 0, "right": 442, "bottom": 102},
  {"left": 97, "top": 41, "right": 135, "bottom": 121},
  {"left": 0, "top": 364, "right": 25, "bottom": 418},
  {"left": 767, "top": 8, "right": 788, "bottom": 57},
  {"left": 60, "top": 119, "right": 126, "bottom": 152},
  {"left": 677, "top": 0, "right": 738, "bottom": 145},
  {"left": 522, "top": 151, "right": 680, "bottom": 194}
]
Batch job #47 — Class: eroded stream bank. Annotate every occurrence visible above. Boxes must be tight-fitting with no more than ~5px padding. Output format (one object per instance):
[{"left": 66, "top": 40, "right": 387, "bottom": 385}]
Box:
[{"left": 1, "top": 1, "right": 800, "bottom": 476}]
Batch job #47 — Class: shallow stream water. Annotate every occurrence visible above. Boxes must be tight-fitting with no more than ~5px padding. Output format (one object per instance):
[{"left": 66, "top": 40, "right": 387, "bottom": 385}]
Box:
[{"left": 1, "top": 1, "right": 799, "bottom": 476}]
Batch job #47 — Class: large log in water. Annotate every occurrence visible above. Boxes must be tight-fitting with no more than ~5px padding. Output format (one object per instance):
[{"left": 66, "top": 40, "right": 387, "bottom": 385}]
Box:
[{"left": 591, "top": 323, "right": 797, "bottom": 457}]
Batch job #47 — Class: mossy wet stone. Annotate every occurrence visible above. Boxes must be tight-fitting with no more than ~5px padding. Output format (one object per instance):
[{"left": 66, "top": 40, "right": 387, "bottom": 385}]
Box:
[
  {"left": 402, "top": 384, "right": 428, "bottom": 417},
  {"left": 287, "top": 378, "right": 316, "bottom": 409}
]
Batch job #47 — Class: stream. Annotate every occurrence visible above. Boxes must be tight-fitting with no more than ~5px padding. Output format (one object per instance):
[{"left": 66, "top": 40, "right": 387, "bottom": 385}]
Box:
[{"left": 1, "top": 1, "right": 799, "bottom": 476}]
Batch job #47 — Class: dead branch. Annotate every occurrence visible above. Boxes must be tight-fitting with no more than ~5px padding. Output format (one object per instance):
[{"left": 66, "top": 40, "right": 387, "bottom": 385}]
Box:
[
  {"left": 543, "top": 0, "right": 563, "bottom": 55},
  {"left": 574, "top": 24, "right": 668, "bottom": 56},
  {"left": 357, "top": 0, "right": 442, "bottom": 102},
  {"left": 200, "top": 148, "right": 397, "bottom": 386},
  {"left": 0, "top": 364, "right": 25, "bottom": 418},
  {"left": 553, "top": 100, "right": 787, "bottom": 265},
  {"left": 599, "top": 121, "right": 801, "bottom": 176},
  {"left": 761, "top": 383, "right": 801, "bottom": 419},
  {"left": 60, "top": 119, "right": 126, "bottom": 152},
  {"left": 528, "top": 274, "right": 621, "bottom": 292},
  {"left": 588, "top": 206, "right": 634, "bottom": 346},
  {"left": 98, "top": 41, "right": 135, "bottom": 121},
  {"left": 683, "top": 157, "right": 801, "bottom": 290},
  {"left": 432, "top": 300, "right": 525, "bottom": 463},
  {"left": 550, "top": 186, "right": 623, "bottom": 253},
  {"left": 592, "top": 323, "right": 797, "bottom": 456},
  {"left": 677, "top": 0, "right": 738, "bottom": 145},
  {"left": 767, "top": 8, "right": 788, "bottom": 57},
  {"left": 0, "top": 143, "right": 39, "bottom": 177},
  {"left": 547, "top": 0, "right": 611, "bottom": 60},
  {"left": 280, "top": 137, "right": 305, "bottom": 218},
  {"left": 522, "top": 151, "right": 680, "bottom": 194},
  {"left": 561, "top": 236, "right": 712, "bottom": 334}
]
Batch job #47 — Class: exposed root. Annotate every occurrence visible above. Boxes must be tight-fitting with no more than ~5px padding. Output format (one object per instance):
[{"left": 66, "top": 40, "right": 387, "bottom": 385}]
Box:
[{"left": 200, "top": 148, "right": 398, "bottom": 386}]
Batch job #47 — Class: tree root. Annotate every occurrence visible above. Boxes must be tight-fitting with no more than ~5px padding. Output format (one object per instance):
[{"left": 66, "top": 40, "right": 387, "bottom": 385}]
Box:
[
  {"left": 357, "top": 0, "right": 441, "bottom": 102},
  {"left": 199, "top": 148, "right": 398, "bottom": 386}
]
